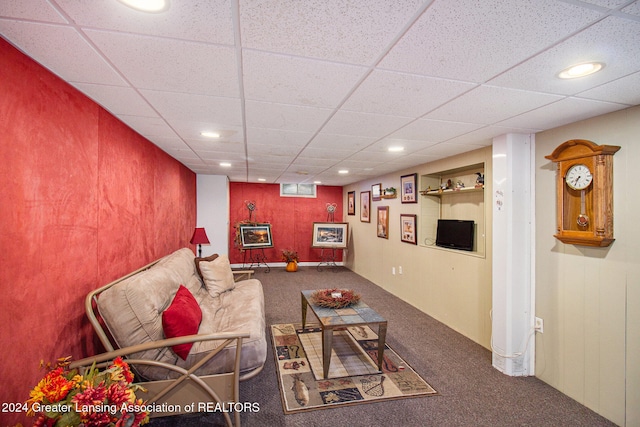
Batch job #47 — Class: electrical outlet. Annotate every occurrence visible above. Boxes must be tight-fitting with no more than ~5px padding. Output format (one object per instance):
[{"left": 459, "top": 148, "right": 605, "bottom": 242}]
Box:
[
  {"left": 535, "top": 317, "right": 544, "bottom": 333},
  {"left": 392, "top": 267, "right": 396, "bottom": 275},
  {"left": 399, "top": 266, "right": 403, "bottom": 275}
]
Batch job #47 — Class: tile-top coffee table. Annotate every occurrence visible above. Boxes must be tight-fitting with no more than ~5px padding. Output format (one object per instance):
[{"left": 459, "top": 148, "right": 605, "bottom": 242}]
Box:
[{"left": 301, "top": 290, "right": 387, "bottom": 379}]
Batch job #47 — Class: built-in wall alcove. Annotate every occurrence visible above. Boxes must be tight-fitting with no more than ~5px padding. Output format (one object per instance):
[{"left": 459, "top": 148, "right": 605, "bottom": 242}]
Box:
[{"left": 419, "top": 162, "right": 485, "bottom": 257}]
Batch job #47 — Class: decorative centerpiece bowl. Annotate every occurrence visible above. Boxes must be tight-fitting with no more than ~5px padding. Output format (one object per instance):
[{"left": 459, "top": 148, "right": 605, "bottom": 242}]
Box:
[{"left": 311, "top": 288, "right": 360, "bottom": 309}]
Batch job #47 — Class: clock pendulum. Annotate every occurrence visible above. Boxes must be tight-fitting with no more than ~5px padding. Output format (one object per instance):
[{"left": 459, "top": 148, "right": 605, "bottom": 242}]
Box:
[
  {"left": 577, "top": 189, "right": 589, "bottom": 227},
  {"left": 565, "top": 163, "right": 593, "bottom": 228}
]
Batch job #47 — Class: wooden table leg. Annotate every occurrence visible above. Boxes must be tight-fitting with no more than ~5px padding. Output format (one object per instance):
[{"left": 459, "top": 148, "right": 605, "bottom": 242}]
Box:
[
  {"left": 301, "top": 294, "right": 308, "bottom": 329},
  {"left": 377, "top": 322, "right": 387, "bottom": 371},
  {"left": 322, "top": 327, "right": 333, "bottom": 379}
]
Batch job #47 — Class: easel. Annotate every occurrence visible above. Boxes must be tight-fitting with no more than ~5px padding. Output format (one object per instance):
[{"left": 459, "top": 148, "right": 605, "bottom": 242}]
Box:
[
  {"left": 242, "top": 248, "right": 270, "bottom": 273},
  {"left": 316, "top": 203, "right": 343, "bottom": 272}
]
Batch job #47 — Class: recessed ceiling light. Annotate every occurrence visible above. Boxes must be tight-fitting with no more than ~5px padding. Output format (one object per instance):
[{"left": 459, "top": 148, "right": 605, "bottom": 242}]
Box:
[
  {"left": 201, "top": 131, "right": 220, "bottom": 138},
  {"left": 117, "top": 0, "right": 169, "bottom": 13},
  {"left": 558, "top": 62, "right": 604, "bottom": 79},
  {"left": 314, "top": 181, "right": 322, "bottom": 184},
  {"left": 338, "top": 170, "right": 349, "bottom": 174},
  {"left": 388, "top": 146, "right": 405, "bottom": 152},
  {"left": 219, "top": 162, "right": 231, "bottom": 167},
  {"left": 257, "top": 178, "right": 266, "bottom": 182}
]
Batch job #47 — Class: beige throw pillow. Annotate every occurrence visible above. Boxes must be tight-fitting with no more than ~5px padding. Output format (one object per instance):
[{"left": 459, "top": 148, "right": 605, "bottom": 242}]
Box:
[{"left": 198, "top": 254, "right": 235, "bottom": 297}]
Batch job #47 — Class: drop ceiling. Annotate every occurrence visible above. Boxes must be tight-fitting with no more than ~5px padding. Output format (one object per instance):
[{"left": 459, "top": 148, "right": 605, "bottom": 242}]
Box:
[{"left": 1, "top": 0, "right": 639, "bottom": 186}]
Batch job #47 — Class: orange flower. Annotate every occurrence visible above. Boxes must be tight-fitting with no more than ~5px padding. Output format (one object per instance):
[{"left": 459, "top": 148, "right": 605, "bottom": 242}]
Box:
[
  {"left": 27, "top": 367, "right": 75, "bottom": 414},
  {"left": 111, "top": 357, "right": 135, "bottom": 383}
]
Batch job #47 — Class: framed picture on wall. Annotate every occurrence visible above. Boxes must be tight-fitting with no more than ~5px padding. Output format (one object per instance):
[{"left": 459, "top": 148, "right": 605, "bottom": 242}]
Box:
[
  {"left": 239, "top": 224, "right": 273, "bottom": 248},
  {"left": 400, "top": 214, "right": 417, "bottom": 244},
  {"left": 360, "top": 191, "right": 371, "bottom": 222},
  {"left": 347, "top": 191, "right": 356, "bottom": 215},
  {"left": 401, "top": 173, "right": 418, "bottom": 203},
  {"left": 311, "top": 222, "right": 349, "bottom": 248},
  {"left": 372, "top": 183, "right": 382, "bottom": 201},
  {"left": 377, "top": 206, "right": 389, "bottom": 239}
]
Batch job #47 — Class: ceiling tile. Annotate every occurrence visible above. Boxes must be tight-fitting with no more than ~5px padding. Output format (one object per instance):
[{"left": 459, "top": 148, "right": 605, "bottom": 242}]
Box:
[
  {"left": 0, "top": 20, "right": 126, "bottom": 85},
  {"left": 245, "top": 128, "right": 313, "bottom": 148},
  {"left": 115, "top": 116, "right": 178, "bottom": 138},
  {"left": 387, "top": 118, "right": 484, "bottom": 142},
  {"left": 243, "top": 50, "right": 367, "bottom": 107},
  {"left": 577, "top": 71, "right": 640, "bottom": 105},
  {"left": 306, "top": 133, "right": 376, "bottom": 151},
  {"left": 488, "top": 17, "right": 640, "bottom": 95},
  {"left": 0, "top": 0, "right": 67, "bottom": 22},
  {"left": 322, "top": 110, "right": 413, "bottom": 138},
  {"left": 245, "top": 100, "right": 332, "bottom": 133},
  {"left": 425, "top": 85, "right": 563, "bottom": 124},
  {"left": 496, "top": 97, "right": 628, "bottom": 130},
  {"left": 57, "top": 0, "right": 234, "bottom": 44},
  {"left": 342, "top": 70, "right": 477, "bottom": 117},
  {"left": 379, "top": 0, "right": 604, "bottom": 82},
  {"left": 72, "top": 83, "right": 157, "bottom": 117},
  {"left": 239, "top": 0, "right": 428, "bottom": 64},
  {"left": 141, "top": 90, "right": 242, "bottom": 124},
  {"left": 85, "top": 29, "right": 239, "bottom": 96}
]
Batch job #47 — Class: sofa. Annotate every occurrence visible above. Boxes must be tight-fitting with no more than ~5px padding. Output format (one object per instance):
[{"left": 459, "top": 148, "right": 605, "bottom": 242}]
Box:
[{"left": 70, "top": 248, "right": 266, "bottom": 425}]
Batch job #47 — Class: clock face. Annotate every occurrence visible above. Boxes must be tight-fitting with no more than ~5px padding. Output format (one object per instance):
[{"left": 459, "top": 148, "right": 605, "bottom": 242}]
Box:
[{"left": 565, "top": 164, "right": 593, "bottom": 190}]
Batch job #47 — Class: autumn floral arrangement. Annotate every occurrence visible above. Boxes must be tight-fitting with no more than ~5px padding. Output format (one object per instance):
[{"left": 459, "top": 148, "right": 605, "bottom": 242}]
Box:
[
  {"left": 26, "top": 356, "right": 149, "bottom": 427},
  {"left": 281, "top": 249, "right": 299, "bottom": 263},
  {"left": 311, "top": 288, "right": 361, "bottom": 309}
]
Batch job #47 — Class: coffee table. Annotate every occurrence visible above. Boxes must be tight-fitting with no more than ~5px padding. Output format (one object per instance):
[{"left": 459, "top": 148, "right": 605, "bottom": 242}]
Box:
[{"left": 301, "top": 290, "right": 387, "bottom": 379}]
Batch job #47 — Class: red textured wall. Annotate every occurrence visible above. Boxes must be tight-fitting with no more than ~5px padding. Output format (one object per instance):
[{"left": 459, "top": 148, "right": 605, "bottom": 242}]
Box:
[
  {"left": 229, "top": 183, "right": 344, "bottom": 264},
  {"left": 0, "top": 38, "right": 196, "bottom": 425}
]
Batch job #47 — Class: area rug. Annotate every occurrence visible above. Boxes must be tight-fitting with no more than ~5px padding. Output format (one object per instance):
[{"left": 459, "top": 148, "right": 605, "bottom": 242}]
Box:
[{"left": 271, "top": 323, "right": 437, "bottom": 414}]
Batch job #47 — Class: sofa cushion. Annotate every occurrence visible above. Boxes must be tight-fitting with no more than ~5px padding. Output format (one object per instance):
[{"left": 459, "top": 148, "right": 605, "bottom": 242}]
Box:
[
  {"left": 194, "top": 253, "right": 219, "bottom": 279},
  {"left": 162, "top": 285, "right": 202, "bottom": 360},
  {"left": 177, "top": 278, "right": 267, "bottom": 376},
  {"left": 198, "top": 254, "right": 235, "bottom": 297}
]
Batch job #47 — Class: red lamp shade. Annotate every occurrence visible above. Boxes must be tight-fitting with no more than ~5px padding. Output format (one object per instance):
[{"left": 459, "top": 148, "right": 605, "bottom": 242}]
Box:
[{"left": 190, "top": 228, "right": 210, "bottom": 245}]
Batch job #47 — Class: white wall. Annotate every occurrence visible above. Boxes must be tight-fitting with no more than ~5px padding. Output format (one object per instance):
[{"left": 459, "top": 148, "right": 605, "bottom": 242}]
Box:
[
  {"left": 196, "top": 174, "right": 229, "bottom": 256},
  {"left": 535, "top": 105, "right": 639, "bottom": 426}
]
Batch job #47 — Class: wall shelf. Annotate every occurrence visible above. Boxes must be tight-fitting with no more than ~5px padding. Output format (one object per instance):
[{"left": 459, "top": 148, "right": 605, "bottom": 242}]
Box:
[{"left": 420, "top": 186, "right": 484, "bottom": 197}]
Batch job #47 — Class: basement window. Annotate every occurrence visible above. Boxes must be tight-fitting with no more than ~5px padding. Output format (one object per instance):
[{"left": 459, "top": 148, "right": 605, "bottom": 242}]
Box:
[{"left": 280, "top": 184, "right": 317, "bottom": 198}]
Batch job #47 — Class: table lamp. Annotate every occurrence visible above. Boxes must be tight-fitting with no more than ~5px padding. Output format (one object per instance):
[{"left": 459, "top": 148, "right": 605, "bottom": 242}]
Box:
[{"left": 190, "top": 227, "right": 210, "bottom": 257}]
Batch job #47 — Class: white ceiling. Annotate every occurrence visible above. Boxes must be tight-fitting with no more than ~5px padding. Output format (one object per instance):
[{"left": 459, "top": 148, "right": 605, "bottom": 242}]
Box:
[{"left": 2, "top": 0, "right": 639, "bottom": 186}]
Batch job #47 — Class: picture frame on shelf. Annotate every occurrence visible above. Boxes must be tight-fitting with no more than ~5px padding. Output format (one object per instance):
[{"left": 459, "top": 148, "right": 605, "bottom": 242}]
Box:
[
  {"left": 347, "top": 191, "right": 356, "bottom": 215},
  {"left": 400, "top": 214, "right": 417, "bottom": 244},
  {"left": 360, "top": 191, "right": 371, "bottom": 223},
  {"left": 401, "top": 173, "right": 418, "bottom": 203},
  {"left": 311, "top": 222, "right": 349, "bottom": 249},
  {"left": 239, "top": 224, "right": 273, "bottom": 248},
  {"left": 372, "top": 183, "right": 382, "bottom": 201},
  {"left": 377, "top": 206, "right": 389, "bottom": 239}
]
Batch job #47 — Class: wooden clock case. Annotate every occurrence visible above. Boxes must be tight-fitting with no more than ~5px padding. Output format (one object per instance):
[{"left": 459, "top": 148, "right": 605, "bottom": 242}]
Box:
[{"left": 545, "top": 139, "right": 620, "bottom": 247}]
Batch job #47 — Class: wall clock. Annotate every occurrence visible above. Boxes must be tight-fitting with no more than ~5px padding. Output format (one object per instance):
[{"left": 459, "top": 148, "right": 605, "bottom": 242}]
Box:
[{"left": 545, "top": 139, "right": 620, "bottom": 247}]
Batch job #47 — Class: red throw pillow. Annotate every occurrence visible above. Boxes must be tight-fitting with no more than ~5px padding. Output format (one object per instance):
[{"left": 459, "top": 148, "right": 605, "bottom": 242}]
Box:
[{"left": 162, "top": 285, "right": 202, "bottom": 360}]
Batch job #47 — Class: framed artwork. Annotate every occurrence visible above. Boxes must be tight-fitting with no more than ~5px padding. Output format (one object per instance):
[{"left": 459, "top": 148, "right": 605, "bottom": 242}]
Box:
[
  {"left": 311, "top": 222, "right": 349, "bottom": 249},
  {"left": 372, "top": 183, "right": 382, "bottom": 201},
  {"left": 377, "top": 206, "right": 389, "bottom": 239},
  {"left": 239, "top": 224, "right": 273, "bottom": 248},
  {"left": 400, "top": 214, "right": 417, "bottom": 244},
  {"left": 360, "top": 191, "right": 371, "bottom": 222},
  {"left": 347, "top": 191, "right": 356, "bottom": 215},
  {"left": 401, "top": 173, "right": 418, "bottom": 203}
]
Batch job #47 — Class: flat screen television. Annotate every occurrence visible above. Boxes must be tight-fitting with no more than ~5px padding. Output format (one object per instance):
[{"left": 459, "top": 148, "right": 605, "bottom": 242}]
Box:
[{"left": 436, "top": 219, "right": 475, "bottom": 251}]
